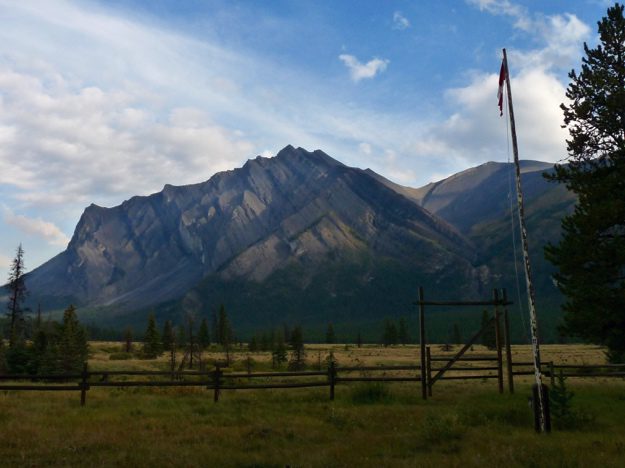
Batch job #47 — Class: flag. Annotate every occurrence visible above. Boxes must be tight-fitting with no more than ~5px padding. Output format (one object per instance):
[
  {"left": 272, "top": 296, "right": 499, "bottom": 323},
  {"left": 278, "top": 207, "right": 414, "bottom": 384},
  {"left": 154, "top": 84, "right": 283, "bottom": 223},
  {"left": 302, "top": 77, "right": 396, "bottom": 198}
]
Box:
[{"left": 498, "top": 60, "right": 506, "bottom": 116}]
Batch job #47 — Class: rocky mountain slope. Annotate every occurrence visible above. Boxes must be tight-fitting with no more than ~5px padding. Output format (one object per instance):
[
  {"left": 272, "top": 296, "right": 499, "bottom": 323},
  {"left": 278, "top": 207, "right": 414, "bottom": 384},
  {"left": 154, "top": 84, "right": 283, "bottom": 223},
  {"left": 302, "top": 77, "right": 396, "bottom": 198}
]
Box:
[
  {"left": 24, "top": 147, "right": 573, "bottom": 340},
  {"left": 26, "top": 146, "right": 480, "bottom": 314}
]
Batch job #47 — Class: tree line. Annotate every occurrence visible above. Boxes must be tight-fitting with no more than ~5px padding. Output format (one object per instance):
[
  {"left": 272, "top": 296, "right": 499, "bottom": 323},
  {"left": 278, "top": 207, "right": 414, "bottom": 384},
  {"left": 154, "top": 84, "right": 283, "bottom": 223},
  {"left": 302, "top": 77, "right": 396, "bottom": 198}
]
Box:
[{"left": 1, "top": 244, "right": 88, "bottom": 374}]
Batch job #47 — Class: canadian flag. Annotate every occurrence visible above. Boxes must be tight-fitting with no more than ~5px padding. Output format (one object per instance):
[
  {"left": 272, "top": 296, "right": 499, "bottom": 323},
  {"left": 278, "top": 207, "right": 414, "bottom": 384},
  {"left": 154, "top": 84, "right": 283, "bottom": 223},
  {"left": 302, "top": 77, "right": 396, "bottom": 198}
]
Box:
[{"left": 498, "top": 60, "right": 506, "bottom": 116}]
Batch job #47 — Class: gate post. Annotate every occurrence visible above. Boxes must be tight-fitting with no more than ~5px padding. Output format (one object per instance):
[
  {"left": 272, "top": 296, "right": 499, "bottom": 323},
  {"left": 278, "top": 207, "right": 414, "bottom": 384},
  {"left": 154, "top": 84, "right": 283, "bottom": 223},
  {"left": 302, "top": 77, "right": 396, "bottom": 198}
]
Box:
[{"left": 426, "top": 346, "right": 433, "bottom": 397}]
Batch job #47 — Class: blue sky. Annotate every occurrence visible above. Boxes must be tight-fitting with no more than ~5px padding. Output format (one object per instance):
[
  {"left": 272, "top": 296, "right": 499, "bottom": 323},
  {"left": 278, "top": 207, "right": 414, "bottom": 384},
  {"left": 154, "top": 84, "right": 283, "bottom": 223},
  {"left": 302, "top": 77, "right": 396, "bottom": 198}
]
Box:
[{"left": 0, "top": 0, "right": 614, "bottom": 270}]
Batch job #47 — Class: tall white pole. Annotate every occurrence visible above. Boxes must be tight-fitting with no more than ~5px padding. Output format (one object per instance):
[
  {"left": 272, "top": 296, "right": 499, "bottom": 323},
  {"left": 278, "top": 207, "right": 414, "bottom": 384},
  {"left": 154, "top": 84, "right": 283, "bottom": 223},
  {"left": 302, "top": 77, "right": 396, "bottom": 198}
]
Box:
[{"left": 502, "top": 48, "right": 547, "bottom": 433}]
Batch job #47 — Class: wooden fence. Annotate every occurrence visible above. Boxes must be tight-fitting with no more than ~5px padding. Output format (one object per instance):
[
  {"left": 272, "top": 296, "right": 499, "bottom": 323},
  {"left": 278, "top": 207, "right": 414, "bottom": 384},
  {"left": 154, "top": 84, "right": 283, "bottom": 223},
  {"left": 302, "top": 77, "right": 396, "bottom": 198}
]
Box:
[{"left": 0, "top": 360, "right": 623, "bottom": 407}]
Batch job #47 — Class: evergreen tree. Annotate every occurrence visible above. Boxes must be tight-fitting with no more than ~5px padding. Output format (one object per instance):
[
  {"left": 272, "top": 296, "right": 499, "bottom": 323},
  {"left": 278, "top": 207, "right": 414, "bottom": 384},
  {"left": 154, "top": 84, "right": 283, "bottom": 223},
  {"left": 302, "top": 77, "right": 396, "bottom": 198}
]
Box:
[
  {"left": 58, "top": 305, "right": 88, "bottom": 373},
  {"left": 326, "top": 323, "right": 336, "bottom": 344},
  {"left": 142, "top": 313, "right": 162, "bottom": 358},
  {"left": 545, "top": 3, "right": 625, "bottom": 362},
  {"left": 5, "top": 244, "right": 27, "bottom": 348},
  {"left": 198, "top": 318, "right": 210, "bottom": 350},
  {"left": 398, "top": 317, "right": 409, "bottom": 345},
  {"left": 161, "top": 320, "right": 174, "bottom": 352},
  {"left": 288, "top": 325, "right": 305, "bottom": 370},
  {"left": 272, "top": 333, "right": 288, "bottom": 368},
  {"left": 480, "top": 310, "right": 496, "bottom": 350},
  {"left": 123, "top": 326, "right": 133, "bottom": 353}
]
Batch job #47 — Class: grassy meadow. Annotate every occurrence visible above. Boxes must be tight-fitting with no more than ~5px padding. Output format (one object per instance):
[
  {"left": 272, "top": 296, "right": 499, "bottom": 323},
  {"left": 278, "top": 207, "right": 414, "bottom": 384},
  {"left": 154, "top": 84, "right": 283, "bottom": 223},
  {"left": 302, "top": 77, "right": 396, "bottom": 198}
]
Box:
[{"left": 1, "top": 343, "right": 624, "bottom": 467}]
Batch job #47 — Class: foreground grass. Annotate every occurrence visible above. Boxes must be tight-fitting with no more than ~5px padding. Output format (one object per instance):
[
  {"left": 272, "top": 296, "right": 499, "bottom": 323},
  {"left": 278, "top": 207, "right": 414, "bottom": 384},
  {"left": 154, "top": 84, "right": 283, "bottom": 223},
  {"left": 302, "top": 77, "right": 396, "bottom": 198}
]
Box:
[
  {"left": 1, "top": 378, "right": 625, "bottom": 466},
  {"left": 1, "top": 343, "right": 624, "bottom": 466}
]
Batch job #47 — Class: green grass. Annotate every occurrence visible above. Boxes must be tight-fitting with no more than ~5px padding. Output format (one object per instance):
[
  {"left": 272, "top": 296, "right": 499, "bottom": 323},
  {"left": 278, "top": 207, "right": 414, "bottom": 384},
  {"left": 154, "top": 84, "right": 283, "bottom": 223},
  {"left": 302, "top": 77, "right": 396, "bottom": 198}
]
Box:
[
  {"left": 1, "top": 343, "right": 624, "bottom": 466},
  {"left": 1, "top": 379, "right": 625, "bottom": 467}
]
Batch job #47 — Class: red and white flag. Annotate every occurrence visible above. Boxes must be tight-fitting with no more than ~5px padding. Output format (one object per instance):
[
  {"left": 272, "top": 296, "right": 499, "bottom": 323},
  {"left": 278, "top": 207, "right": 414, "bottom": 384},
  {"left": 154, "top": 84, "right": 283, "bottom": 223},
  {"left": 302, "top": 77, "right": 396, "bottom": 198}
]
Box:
[{"left": 498, "top": 60, "right": 506, "bottom": 116}]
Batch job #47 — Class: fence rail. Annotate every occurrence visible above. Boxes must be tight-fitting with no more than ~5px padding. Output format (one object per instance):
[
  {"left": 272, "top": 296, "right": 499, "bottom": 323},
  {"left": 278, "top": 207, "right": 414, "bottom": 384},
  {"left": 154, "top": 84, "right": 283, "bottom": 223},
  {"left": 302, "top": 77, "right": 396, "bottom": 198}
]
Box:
[{"left": 0, "top": 360, "right": 622, "bottom": 406}]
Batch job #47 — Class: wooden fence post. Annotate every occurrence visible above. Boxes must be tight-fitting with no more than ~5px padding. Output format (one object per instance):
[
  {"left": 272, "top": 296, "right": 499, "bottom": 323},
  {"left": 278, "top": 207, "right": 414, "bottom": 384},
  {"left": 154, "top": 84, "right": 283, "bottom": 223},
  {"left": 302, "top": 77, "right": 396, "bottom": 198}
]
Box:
[
  {"left": 549, "top": 361, "right": 556, "bottom": 387},
  {"left": 419, "top": 286, "right": 427, "bottom": 400},
  {"left": 328, "top": 361, "right": 336, "bottom": 401},
  {"left": 80, "top": 362, "right": 88, "bottom": 407},
  {"left": 502, "top": 289, "right": 515, "bottom": 394},
  {"left": 426, "top": 346, "right": 433, "bottom": 397},
  {"left": 213, "top": 365, "right": 221, "bottom": 403}
]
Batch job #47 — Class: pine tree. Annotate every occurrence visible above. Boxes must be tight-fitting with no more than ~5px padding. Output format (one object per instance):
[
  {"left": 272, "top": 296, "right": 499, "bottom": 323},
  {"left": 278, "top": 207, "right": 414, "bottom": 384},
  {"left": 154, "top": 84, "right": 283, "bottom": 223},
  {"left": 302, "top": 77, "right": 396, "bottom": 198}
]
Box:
[
  {"left": 248, "top": 335, "right": 259, "bottom": 352},
  {"left": 198, "top": 318, "right": 210, "bottom": 350},
  {"left": 326, "top": 323, "right": 336, "bottom": 344},
  {"left": 142, "top": 313, "right": 162, "bottom": 358},
  {"left": 5, "top": 244, "right": 27, "bottom": 348},
  {"left": 58, "top": 305, "right": 88, "bottom": 373},
  {"left": 545, "top": 3, "right": 625, "bottom": 362},
  {"left": 480, "top": 310, "right": 496, "bottom": 350},
  {"left": 288, "top": 325, "right": 305, "bottom": 370},
  {"left": 161, "top": 320, "right": 174, "bottom": 352},
  {"left": 272, "top": 333, "right": 288, "bottom": 368}
]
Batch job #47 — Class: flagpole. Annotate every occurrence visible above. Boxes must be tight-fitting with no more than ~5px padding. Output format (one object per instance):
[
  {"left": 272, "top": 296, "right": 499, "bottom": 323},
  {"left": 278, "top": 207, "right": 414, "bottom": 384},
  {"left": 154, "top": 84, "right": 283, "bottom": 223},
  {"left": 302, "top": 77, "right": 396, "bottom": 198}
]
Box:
[{"left": 502, "top": 48, "right": 547, "bottom": 433}]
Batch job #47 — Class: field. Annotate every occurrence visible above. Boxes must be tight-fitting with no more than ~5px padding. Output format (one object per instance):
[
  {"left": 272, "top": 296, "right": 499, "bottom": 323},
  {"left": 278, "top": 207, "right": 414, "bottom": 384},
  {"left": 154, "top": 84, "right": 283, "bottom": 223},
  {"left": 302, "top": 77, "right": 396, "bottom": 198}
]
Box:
[{"left": 1, "top": 343, "right": 624, "bottom": 467}]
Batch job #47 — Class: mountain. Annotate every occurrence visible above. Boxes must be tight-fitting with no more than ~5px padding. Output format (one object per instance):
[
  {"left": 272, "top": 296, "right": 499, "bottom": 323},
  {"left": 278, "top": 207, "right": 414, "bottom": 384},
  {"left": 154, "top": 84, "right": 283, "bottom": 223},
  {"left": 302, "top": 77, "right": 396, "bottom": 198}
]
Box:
[
  {"left": 26, "top": 146, "right": 484, "bottom": 331},
  {"left": 25, "top": 147, "right": 574, "bottom": 341}
]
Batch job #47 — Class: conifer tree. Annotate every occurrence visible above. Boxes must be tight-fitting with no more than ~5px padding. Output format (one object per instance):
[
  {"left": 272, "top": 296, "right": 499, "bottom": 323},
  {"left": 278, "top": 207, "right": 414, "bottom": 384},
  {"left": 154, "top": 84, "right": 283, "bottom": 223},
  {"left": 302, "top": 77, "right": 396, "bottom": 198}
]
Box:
[
  {"left": 272, "top": 333, "right": 288, "bottom": 368},
  {"left": 58, "top": 305, "right": 88, "bottom": 373},
  {"left": 545, "top": 3, "right": 625, "bottom": 362},
  {"left": 5, "top": 244, "right": 27, "bottom": 348},
  {"left": 142, "top": 313, "right": 162, "bottom": 358}
]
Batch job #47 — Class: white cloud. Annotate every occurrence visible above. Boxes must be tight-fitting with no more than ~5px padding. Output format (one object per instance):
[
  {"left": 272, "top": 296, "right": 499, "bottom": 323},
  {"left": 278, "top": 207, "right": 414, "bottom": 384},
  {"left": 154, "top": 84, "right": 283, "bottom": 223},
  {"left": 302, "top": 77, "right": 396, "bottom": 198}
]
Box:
[
  {"left": 393, "top": 11, "right": 411, "bottom": 30},
  {"left": 3, "top": 209, "right": 70, "bottom": 247},
  {"left": 359, "top": 142, "right": 372, "bottom": 155},
  {"left": 338, "top": 54, "right": 389, "bottom": 82}
]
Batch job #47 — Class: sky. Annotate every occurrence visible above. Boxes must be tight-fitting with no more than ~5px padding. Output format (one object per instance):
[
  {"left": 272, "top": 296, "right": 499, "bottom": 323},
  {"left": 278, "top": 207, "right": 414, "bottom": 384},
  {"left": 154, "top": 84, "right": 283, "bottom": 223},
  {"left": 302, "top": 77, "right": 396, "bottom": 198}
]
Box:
[{"left": 0, "top": 0, "right": 615, "bottom": 271}]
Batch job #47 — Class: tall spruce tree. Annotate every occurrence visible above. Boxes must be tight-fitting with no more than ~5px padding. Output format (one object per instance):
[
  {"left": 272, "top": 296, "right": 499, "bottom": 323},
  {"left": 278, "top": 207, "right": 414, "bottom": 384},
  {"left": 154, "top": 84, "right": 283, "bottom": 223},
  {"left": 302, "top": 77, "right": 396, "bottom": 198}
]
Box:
[
  {"left": 5, "top": 244, "right": 27, "bottom": 348},
  {"left": 545, "top": 3, "right": 625, "bottom": 362},
  {"left": 58, "top": 305, "right": 88, "bottom": 373},
  {"left": 142, "top": 313, "right": 162, "bottom": 358}
]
